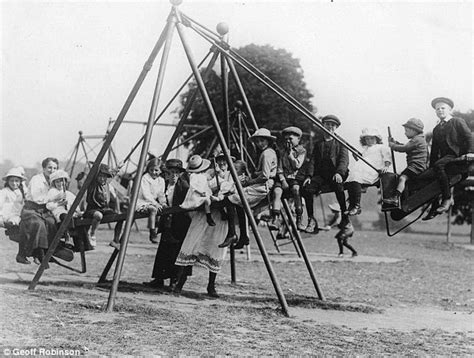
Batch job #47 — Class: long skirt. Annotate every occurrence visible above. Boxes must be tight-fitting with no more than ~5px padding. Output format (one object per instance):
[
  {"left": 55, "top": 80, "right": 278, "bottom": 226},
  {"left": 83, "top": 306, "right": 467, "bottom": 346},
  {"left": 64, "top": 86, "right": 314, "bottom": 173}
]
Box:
[
  {"left": 175, "top": 208, "right": 227, "bottom": 273},
  {"left": 19, "top": 207, "right": 57, "bottom": 257}
]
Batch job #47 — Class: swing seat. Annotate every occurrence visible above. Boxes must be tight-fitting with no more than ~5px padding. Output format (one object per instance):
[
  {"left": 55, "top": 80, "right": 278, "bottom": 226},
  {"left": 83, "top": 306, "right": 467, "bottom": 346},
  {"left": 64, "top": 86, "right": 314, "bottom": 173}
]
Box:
[{"left": 381, "top": 156, "right": 474, "bottom": 221}]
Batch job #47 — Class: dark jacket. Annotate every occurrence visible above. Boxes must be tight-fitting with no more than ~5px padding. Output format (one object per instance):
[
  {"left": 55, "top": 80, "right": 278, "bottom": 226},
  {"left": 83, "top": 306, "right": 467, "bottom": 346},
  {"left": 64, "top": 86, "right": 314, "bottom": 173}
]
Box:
[
  {"left": 430, "top": 117, "right": 473, "bottom": 166},
  {"left": 306, "top": 139, "right": 349, "bottom": 178}
]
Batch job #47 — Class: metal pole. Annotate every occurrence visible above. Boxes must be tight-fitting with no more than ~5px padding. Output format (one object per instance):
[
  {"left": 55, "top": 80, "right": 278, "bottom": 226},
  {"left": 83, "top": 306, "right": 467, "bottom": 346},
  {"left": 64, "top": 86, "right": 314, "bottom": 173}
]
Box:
[
  {"left": 218, "top": 30, "right": 236, "bottom": 284},
  {"left": 106, "top": 12, "right": 176, "bottom": 312},
  {"left": 388, "top": 126, "right": 397, "bottom": 173},
  {"left": 226, "top": 57, "right": 259, "bottom": 130},
  {"left": 28, "top": 11, "right": 171, "bottom": 291},
  {"left": 176, "top": 17, "right": 290, "bottom": 316},
  {"left": 190, "top": 25, "right": 378, "bottom": 171},
  {"left": 68, "top": 133, "right": 82, "bottom": 179},
  {"left": 282, "top": 198, "right": 325, "bottom": 300},
  {"left": 161, "top": 50, "right": 220, "bottom": 161},
  {"left": 122, "top": 50, "right": 215, "bottom": 164}
]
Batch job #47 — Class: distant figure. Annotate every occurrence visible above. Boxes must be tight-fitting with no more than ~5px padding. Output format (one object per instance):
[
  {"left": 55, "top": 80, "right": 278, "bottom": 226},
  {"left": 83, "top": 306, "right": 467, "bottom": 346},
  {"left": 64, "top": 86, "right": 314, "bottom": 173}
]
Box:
[{"left": 321, "top": 202, "right": 341, "bottom": 231}]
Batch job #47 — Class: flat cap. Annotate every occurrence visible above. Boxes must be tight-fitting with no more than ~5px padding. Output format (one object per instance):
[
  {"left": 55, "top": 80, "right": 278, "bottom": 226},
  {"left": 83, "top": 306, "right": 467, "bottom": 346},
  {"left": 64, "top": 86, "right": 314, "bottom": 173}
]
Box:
[
  {"left": 402, "top": 118, "right": 424, "bottom": 133},
  {"left": 321, "top": 114, "right": 341, "bottom": 127},
  {"left": 282, "top": 126, "right": 303, "bottom": 137},
  {"left": 431, "top": 97, "right": 454, "bottom": 109}
]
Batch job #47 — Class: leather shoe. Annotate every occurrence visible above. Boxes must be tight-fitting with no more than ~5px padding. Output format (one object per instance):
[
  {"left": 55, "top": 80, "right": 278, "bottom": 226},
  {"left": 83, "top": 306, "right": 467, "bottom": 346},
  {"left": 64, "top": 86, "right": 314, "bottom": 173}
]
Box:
[
  {"left": 143, "top": 279, "right": 164, "bottom": 289},
  {"left": 233, "top": 236, "right": 249, "bottom": 250},
  {"left": 218, "top": 235, "right": 237, "bottom": 248},
  {"left": 207, "top": 285, "right": 219, "bottom": 298},
  {"left": 16, "top": 255, "right": 30, "bottom": 265}
]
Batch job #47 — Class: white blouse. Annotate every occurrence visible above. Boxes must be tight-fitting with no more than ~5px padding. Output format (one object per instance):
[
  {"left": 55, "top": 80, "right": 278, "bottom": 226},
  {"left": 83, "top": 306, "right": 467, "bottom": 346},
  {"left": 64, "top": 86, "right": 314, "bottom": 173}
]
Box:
[{"left": 26, "top": 173, "right": 50, "bottom": 204}]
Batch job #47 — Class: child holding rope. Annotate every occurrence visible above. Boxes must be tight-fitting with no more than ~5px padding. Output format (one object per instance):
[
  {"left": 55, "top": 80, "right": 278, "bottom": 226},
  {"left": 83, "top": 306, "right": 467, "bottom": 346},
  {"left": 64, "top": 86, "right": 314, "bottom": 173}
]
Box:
[{"left": 384, "top": 118, "right": 428, "bottom": 206}]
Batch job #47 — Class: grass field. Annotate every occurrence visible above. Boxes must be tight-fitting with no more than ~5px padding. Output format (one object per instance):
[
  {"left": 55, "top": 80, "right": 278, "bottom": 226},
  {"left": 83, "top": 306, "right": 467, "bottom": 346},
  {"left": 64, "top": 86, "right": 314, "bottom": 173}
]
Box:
[{"left": 0, "top": 206, "right": 472, "bottom": 355}]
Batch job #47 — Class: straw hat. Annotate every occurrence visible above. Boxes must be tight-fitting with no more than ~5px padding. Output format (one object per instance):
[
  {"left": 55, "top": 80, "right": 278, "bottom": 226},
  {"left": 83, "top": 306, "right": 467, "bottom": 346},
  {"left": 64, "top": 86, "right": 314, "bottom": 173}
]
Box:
[
  {"left": 360, "top": 128, "right": 382, "bottom": 141},
  {"left": 186, "top": 155, "right": 211, "bottom": 173},
  {"left": 2, "top": 167, "right": 26, "bottom": 181},
  {"left": 49, "top": 169, "right": 70, "bottom": 183},
  {"left": 250, "top": 128, "right": 276, "bottom": 141}
]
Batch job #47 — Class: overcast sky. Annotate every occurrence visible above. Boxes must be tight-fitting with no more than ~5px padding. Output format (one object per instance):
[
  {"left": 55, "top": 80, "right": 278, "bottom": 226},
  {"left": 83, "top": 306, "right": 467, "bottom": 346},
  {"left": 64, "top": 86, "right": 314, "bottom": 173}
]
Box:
[{"left": 1, "top": 0, "right": 472, "bottom": 169}]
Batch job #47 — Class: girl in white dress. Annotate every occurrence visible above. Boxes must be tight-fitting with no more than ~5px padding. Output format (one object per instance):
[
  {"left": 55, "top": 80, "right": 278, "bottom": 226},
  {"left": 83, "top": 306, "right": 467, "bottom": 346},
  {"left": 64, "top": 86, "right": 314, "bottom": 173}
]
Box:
[
  {"left": 180, "top": 155, "right": 215, "bottom": 226},
  {"left": 0, "top": 167, "right": 26, "bottom": 229},
  {"left": 345, "top": 128, "right": 391, "bottom": 215}
]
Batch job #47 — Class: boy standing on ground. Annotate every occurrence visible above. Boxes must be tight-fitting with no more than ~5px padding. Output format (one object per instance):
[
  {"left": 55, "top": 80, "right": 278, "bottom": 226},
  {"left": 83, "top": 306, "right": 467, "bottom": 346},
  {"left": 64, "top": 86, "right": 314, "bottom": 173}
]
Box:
[
  {"left": 423, "top": 97, "right": 473, "bottom": 220},
  {"left": 302, "top": 115, "right": 349, "bottom": 233}
]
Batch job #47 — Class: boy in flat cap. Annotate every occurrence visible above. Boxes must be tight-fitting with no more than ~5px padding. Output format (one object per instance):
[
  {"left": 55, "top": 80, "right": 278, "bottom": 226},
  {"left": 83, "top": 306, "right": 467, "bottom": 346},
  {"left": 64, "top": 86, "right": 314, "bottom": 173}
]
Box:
[
  {"left": 302, "top": 115, "right": 349, "bottom": 233},
  {"left": 385, "top": 118, "right": 428, "bottom": 205},
  {"left": 423, "top": 97, "right": 473, "bottom": 219},
  {"left": 269, "top": 126, "right": 307, "bottom": 231}
]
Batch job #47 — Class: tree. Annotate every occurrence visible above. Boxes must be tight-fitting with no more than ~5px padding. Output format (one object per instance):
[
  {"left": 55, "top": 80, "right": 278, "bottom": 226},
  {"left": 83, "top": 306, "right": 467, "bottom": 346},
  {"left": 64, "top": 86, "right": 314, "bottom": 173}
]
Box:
[
  {"left": 176, "top": 44, "right": 315, "bottom": 155},
  {"left": 451, "top": 110, "right": 474, "bottom": 225}
]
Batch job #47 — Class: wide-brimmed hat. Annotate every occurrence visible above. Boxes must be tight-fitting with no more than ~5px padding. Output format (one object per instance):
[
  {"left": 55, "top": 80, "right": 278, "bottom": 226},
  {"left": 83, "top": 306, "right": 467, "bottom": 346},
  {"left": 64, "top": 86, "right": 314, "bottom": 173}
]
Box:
[
  {"left": 360, "top": 128, "right": 382, "bottom": 141},
  {"left": 186, "top": 155, "right": 211, "bottom": 173},
  {"left": 49, "top": 169, "right": 70, "bottom": 183},
  {"left": 402, "top": 118, "right": 424, "bottom": 133},
  {"left": 98, "top": 163, "right": 113, "bottom": 178},
  {"left": 2, "top": 167, "right": 26, "bottom": 181},
  {"left": 282, "top": 126, "right": 303, "bottom": 137},
  {"left": 321, "top": 115, "right": 341, "bottom": 127},
  {"left": 250, "top": 128, "right": 276, "bottom": 141},
  {"left": 165, "top": 158, "right": 186, "bottom": 172},
  {"left": 431, "top": 97, "right": 454, "bottom": 109}
]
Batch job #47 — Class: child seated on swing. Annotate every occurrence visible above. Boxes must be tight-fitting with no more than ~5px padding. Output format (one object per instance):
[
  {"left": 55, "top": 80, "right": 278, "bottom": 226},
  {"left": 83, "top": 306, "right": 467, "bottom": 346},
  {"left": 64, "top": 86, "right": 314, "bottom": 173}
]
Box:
[
  {"left": 269, "top": 126, "right": 306, "bottom": 231},
  {"left": 384, "top": 118, "right": 428, "bottom": 206},
  {"left": 180, "top": 155, "right": 215, "bottom": 226},
  {"left": 84, "top": 163, "right": 119, "bottom": 248},
  {"left": 345, "top": 128, "right": 391, "bottom": 215},
  {"left": 0, "top": 167, "right": 26, "bottom": 231},
  {"left": 46, "top": 169, "right": 82, "bottom": 248}
]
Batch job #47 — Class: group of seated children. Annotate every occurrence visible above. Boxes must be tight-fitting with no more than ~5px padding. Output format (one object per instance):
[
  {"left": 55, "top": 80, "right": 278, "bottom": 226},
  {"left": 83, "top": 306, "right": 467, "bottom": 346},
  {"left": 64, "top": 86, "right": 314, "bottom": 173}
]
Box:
[{"left": 2, "top": 97, "right": 471, "bottom": 260}]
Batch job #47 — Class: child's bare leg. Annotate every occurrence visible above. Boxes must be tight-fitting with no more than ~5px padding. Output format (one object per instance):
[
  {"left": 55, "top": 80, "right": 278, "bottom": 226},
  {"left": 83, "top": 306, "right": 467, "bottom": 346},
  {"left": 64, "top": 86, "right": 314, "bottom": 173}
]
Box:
[
  {"left": 90, "top": 211, "right": 103, "bottom": 237},
  {"left": 396, "top": 175, "right": 408, "bottom": 194},
  {"left": 269, "top": 187, "right": 283, "bottom": 230},
  {"left": 148, "top": 206, "right": 159, "bottom": 243},
  {"left": 205, "top": 198, "right": 215, "bottom": 226}
]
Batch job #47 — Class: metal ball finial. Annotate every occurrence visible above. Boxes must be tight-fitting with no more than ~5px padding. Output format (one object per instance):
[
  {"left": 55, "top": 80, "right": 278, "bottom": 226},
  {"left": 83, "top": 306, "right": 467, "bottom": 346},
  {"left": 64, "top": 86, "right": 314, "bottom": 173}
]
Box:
[
  {"left": 235, "top": 100, "right": 243, "bottom": 109},
  {"left": 170, "top": 0, "right": 182, "bottom": 6},
  {"left": 216, "top": 22, "right": 229, "bottom": 36}
]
